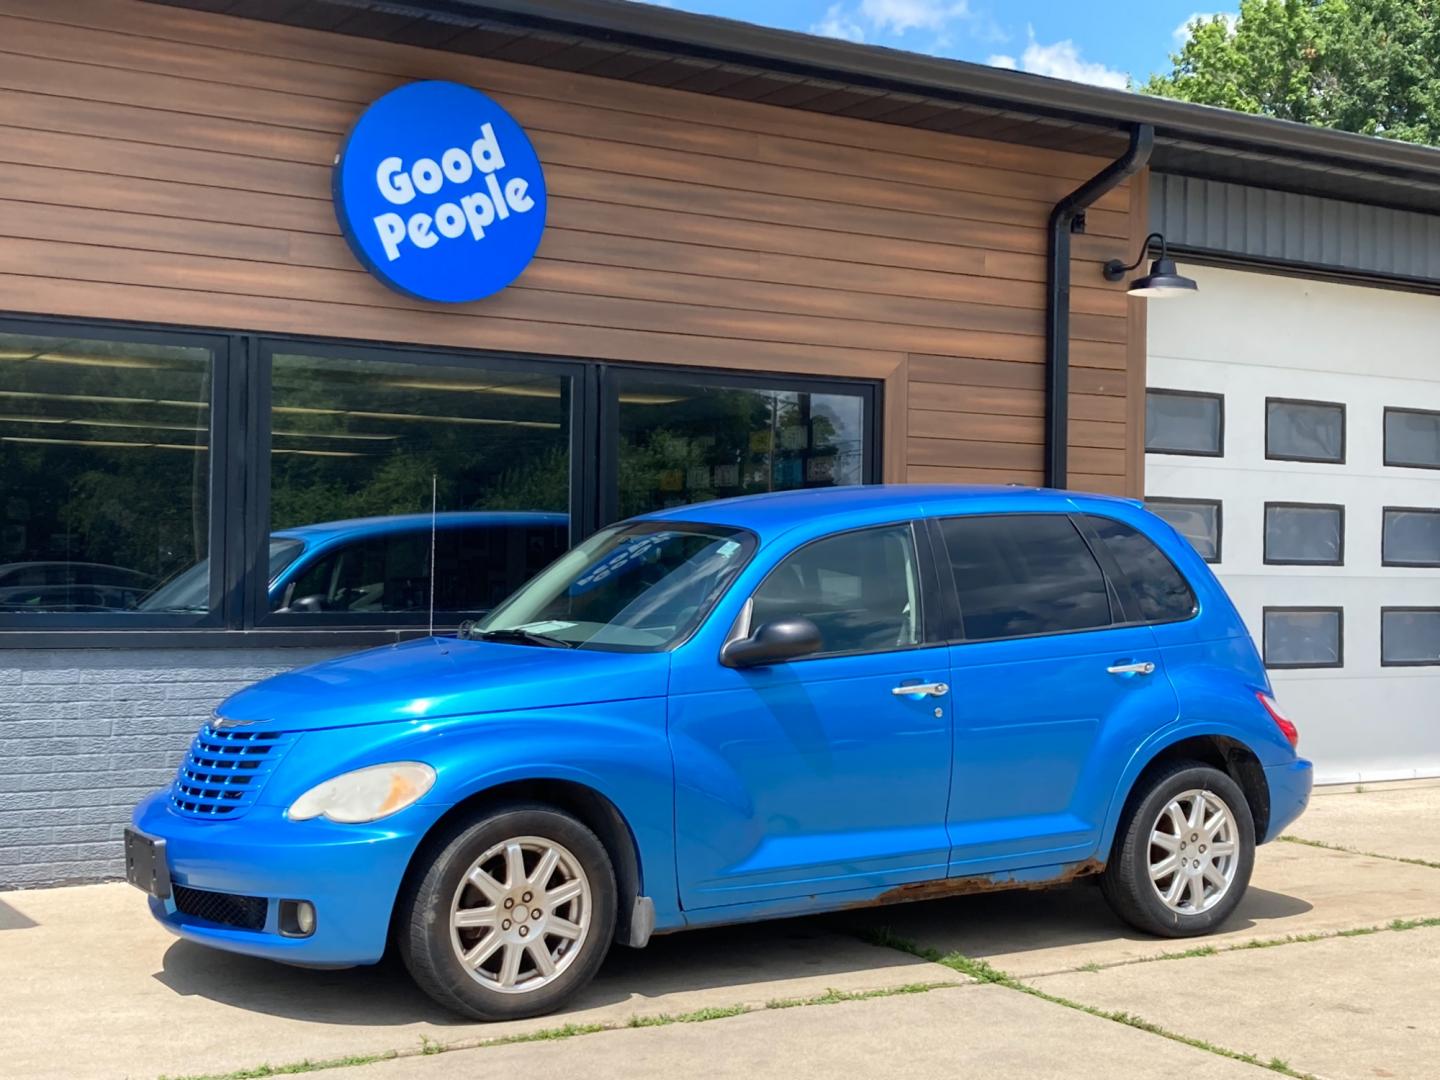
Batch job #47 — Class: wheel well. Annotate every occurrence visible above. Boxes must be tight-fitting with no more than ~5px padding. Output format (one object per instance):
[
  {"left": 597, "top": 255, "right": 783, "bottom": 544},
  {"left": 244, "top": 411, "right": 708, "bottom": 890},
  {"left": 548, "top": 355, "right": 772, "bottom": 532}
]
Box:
[
  {"left": 1115, "top": 736, "right": 1270, "bottom": 851},
  {"left": 402, "top": 779, "right": 645, "bottom": 947}
]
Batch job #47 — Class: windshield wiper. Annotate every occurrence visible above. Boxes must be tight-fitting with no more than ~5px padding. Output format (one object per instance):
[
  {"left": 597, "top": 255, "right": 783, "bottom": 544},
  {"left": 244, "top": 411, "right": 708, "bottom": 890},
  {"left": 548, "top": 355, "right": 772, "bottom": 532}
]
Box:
[{"left": 477, "top": 628, "right": 577, "bottom": 649}]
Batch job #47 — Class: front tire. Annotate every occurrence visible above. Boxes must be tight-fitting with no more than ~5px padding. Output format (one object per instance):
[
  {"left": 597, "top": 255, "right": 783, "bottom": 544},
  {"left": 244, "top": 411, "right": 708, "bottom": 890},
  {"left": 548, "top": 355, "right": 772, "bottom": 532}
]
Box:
[
  {"left": 396, "top": 805, "right": 616, "bottom": 1020},
  {"left": 1101, "top": 762, "right": 1255, "bottom": 938}
]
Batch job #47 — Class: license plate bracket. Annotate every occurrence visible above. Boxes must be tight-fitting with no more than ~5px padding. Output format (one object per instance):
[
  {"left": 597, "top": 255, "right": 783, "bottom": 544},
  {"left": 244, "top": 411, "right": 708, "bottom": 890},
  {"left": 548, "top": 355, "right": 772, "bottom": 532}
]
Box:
[{"left": 123, "top": 827, "right": 171, "bottom": 900}]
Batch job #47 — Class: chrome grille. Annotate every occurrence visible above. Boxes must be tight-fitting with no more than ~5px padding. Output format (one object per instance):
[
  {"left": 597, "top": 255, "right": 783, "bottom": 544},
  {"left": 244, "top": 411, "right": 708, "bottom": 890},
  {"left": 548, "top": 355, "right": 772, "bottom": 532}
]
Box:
[{"left": 169, "top": 723, "right": 297, "bottom": 819}]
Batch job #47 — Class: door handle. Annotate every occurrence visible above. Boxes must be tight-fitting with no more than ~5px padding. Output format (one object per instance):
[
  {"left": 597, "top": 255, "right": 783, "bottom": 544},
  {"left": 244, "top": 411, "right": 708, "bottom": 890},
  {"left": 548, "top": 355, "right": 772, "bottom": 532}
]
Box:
[
  {"left": 1107, "top": 661, "right": 1156, "bottom": 676},
  {"left": 892, "top": 682, "right": 949, "bottom": 697}
]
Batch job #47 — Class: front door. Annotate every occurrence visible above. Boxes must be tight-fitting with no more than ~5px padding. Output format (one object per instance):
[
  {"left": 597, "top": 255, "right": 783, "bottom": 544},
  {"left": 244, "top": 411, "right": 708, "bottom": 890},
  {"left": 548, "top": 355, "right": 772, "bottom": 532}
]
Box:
[
  {"left": 935, "top": 513, "right": 1180, "bottom": 873},
  {"left": 669, "top": 523, "right": 953, "bottom": 910}
]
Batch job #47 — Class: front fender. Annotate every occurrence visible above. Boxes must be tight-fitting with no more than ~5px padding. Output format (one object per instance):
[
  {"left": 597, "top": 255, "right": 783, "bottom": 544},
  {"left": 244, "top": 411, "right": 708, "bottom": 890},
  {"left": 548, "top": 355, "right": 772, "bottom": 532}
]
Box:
[{"left": 253, "top": 699, "right": 678, "bottom": 930}]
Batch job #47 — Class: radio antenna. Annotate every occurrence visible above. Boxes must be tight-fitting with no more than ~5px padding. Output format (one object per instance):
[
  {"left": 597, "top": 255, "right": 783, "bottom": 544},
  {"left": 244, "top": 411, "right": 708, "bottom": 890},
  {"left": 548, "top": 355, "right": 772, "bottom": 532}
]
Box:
[{"left": 428, "top": 473, "right": 437, "bottom": 638}]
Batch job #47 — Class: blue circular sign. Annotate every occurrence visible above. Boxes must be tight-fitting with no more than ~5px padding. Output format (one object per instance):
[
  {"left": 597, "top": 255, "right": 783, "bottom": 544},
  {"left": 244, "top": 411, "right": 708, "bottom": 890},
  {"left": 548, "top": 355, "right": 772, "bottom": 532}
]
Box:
[{"left": 333, "top": 81, "right": 547, "bottom": 303}]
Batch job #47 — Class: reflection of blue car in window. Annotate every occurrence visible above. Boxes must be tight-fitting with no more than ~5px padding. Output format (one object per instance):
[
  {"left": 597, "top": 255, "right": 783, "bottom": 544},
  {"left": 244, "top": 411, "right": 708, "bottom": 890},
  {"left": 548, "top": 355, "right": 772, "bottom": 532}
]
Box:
[{"left": 142, "top": 512, "right": 568, "bottom": 616}]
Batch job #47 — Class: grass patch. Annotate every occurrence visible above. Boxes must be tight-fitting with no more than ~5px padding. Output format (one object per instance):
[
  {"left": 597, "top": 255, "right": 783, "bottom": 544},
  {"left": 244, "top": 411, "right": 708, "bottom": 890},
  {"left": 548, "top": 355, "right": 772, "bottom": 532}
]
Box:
[
  {"left": 168, "top": 976, "right": 968, "bottom": 1079},
  {"left": 160, "top": 1054, "right": 400, "bottom": 1080},
  {"left": 1278, "top": 834, "right": 1440, "bottom": 871}
]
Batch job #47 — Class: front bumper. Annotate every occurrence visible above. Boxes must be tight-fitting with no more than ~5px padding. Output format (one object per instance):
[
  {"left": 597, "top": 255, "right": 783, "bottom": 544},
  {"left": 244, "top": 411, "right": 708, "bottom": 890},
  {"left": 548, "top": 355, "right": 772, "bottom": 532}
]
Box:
[
  {"left": 131, "top": 790, "right": 445, "bottom": 966},
  {"left": 1262, "top": 757, "right": 1313, "bottom": 843}
]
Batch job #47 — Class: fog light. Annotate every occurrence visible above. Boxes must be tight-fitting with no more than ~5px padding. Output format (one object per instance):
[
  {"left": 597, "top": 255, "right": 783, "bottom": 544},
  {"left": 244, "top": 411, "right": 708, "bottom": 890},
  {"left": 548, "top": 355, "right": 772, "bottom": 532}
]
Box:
[{"left": 279, "top": 899, "right": 317, "bottom": 937}]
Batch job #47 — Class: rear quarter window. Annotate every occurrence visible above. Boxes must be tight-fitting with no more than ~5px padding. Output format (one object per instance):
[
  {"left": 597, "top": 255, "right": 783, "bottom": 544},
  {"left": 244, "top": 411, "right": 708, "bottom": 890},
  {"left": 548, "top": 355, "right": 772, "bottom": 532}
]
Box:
[{"left": 1083, "top": 515, "right": 1197, "bottom": 624}]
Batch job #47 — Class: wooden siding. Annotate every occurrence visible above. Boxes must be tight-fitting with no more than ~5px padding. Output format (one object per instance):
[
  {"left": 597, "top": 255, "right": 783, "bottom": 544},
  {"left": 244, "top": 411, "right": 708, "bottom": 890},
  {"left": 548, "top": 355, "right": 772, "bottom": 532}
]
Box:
[{"left": 0, "top": 0, "right": 1147, "bottom": 494}]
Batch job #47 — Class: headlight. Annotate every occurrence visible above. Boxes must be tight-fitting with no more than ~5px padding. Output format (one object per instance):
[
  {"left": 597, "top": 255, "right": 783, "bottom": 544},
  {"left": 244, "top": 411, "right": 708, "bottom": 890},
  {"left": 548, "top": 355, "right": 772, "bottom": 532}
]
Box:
[{"left": 287, "top": 762, "right": 436, "bottom": 824}]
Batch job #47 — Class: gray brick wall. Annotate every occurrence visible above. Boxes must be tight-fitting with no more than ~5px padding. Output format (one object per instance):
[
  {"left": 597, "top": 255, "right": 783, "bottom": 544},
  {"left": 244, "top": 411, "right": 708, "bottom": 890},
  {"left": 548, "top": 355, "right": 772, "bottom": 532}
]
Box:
[{"left": 0, "top": 647, "right": 346, "bottom": 889}]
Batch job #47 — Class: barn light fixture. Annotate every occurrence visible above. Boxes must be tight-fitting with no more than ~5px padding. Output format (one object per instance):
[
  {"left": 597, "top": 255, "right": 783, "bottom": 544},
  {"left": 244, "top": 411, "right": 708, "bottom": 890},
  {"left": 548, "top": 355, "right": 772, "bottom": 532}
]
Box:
[{"left": 1103, "top": 232, "right": 1198, "bottom": 297}]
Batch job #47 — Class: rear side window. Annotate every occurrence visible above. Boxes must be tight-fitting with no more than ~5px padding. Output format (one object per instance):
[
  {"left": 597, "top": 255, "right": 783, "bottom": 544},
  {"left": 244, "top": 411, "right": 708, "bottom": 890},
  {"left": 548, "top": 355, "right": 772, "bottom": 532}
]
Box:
[
  {"left": 1083, "top": 515, "right": 1198, "bottom": 624},
  {"left": 940, "top": 514, "right": 1111, "bottom": 641}
]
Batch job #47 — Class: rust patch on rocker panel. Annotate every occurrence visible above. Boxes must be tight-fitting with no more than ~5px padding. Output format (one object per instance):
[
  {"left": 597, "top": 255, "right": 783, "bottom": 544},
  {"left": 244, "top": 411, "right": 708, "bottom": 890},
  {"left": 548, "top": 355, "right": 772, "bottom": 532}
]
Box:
[{"left": 846, "top": 859, "right": 1105, "bottom": 911}]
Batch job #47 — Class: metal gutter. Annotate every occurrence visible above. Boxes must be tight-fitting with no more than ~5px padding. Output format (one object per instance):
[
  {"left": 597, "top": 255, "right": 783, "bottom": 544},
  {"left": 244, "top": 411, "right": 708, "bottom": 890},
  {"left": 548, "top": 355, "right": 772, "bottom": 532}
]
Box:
[{"left": 1045, "top": 124, "right": 1154, "bottom": 489}]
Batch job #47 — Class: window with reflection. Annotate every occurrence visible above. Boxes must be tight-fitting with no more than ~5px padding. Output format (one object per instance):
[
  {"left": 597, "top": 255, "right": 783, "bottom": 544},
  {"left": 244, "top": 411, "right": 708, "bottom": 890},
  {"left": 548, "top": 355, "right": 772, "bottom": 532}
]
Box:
[
  {"left": 1266, "top": 398, "right": 1344, "bottom": 463},
  {"left": 612, "top": 372, "right": 869, "bottom": 519},
  {"left": 266, "top": 349, "right": 571, "bottom": 620},
  {"left": 1264, "top": 608, "right": 1343, "bottom": 668},
  {"left": 1382, "top": 508, "right": 1440, "bottom": 567},
  {"left": 1384, "top": 408, "right": 1440, "bottom": 470},
  {"left": 1264, "top": 503, "right": 1344, "bottom": 565},
  {"left": 0, "top": 329, "right": 215, "bottom": 618},
  {"left": 1145, "top": 390, "right": 1223, "bottom": 456}
]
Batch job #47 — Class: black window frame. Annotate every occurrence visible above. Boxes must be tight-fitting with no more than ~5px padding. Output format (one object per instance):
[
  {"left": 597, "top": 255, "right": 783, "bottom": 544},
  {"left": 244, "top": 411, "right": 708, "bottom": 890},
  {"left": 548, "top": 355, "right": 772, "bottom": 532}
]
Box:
[
  {"left": 1383, "top": 406, "right": 1440, "bottom": 471},
  {"left": 1144, "top": 388, "right": 1225, "bottom": 458},
  {"left": 1263, "top": 502, "right": 1346, "bottom": 567},
  {"left": 1265, "top": 397, "right": 1346, "bottom": 465},
  {"left": 0, "top": 313, "right": 881, "bottom": 648},
  {"left": 1380, "top": 607, "right": 1440, "bottom": 668},
  {"left": 739, "top": 520, "right": 943, "bottom": 662},
  {"left": 1144, "top": 497, "right": 1223, "bottom": 564},
  {"left": 1381, "top": 506, "right": 1440, "bottom": 568},
  {"left": 0, "top": 316, "right": 233, "bottom": 634},
  {"left": 1262, "top": 606, "right": 1344, "bottom": 670}
]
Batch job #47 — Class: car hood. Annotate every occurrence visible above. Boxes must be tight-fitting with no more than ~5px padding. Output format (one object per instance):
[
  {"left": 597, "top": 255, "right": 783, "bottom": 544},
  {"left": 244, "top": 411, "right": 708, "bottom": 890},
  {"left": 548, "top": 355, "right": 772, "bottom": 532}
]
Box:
[{"left": 215, "top": 637, "right": 672, "bottom": 732}]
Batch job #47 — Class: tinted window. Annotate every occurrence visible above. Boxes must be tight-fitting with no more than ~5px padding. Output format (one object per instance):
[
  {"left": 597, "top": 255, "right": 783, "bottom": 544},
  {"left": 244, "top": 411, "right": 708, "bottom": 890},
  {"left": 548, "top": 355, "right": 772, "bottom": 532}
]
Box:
[
  {"left": 941, "top": 514, "right": 1111, "bottom": 642},
  {"left": 1381, "top": 609, "right": 1440, "bottom": 666},
  {"left": 0, "top": 328, "right": 215, "bottom": 616},
  {"left": 1264, "top": 504, "right": 1343, "bottom": 565},
  {"left": 1384, "top": 409, "right": 1440, "bottom": 469},
  {"left": 1084, "top": 516, "right": 1197, "bottom": 623},
  {"left": 1266, "top": 399, "right": 1344, "bottom": 463},
  {"left": 268, "top": 349, "right": 571, "bottom": 620},
  {"left": 751, "top": 525, "right": 919, "bottom": 655},
  {"left": 1145, "top": 499, "right": 1221, "bottom": 562},
  {"left": 613, "top": 371, "right": 868, "bottom": 518},
  {"left": 1264, "top": 609, "right": 1342, "bottom": 668},
  {"left": 1383, "top": 509, "right": 1440, "bottom": 567},
  {"left": 1145, "top": 390, "right": 1222, "bottom": 455}
]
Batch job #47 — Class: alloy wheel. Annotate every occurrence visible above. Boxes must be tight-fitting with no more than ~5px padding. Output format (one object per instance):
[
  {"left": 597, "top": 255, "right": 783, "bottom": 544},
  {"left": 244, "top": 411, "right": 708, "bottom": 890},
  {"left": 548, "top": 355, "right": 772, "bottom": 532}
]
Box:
[
  {"left": 449, "top": 835, "right": 592, "bottom": 994},
  {"left": 1147, "top": 788, "right": 1239, "bottom": 915}
]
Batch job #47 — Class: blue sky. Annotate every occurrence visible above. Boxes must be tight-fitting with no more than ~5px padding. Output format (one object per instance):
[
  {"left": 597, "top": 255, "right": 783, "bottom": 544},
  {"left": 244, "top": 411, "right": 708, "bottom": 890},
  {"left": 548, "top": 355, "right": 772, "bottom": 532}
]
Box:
[{"left": 635, "top": 1, "right": 1234, "bottom": 89}]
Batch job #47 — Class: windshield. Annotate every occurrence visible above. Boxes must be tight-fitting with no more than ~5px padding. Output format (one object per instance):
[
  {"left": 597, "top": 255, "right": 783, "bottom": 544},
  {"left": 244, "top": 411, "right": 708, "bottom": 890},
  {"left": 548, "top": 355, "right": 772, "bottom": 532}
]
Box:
[
  {"left": 476, "top": 522, "right": 754, "bottom": 651},
  {"left": 140, "top": 538, "right": 305, "bottom": 612}
]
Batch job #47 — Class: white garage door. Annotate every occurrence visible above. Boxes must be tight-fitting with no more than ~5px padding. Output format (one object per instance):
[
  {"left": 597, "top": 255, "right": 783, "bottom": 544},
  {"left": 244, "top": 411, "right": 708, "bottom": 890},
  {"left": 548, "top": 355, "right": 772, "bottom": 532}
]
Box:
[{"left": 1145, "top": 264, "right": 1440, "bottom": 784}]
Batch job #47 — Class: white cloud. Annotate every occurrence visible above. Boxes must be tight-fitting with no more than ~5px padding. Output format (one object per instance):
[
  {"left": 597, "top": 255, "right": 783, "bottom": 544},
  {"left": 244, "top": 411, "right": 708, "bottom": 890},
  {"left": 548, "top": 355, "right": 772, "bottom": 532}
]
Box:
[
  {"left": 857, "top": 0, "right": 970, "bottom": 36},
  {"left": 987, "top": 53, "right": 1017, "bottom": 70},
  {"left": 1017, "top": 31, "right": 1129, "bottom": 89},
  {"left": 1172, "top": 11, "right": 1237, "bottom": 45},
  {"left": 810, "top": 2, "right": 865, "bottom": 42}
]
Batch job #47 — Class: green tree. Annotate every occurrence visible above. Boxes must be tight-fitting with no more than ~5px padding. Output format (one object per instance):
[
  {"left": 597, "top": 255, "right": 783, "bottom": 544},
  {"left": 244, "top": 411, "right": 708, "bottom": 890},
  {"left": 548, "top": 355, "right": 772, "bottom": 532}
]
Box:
[{"left": 1143, "top": 0, "right": 1440, "bottom": 146}]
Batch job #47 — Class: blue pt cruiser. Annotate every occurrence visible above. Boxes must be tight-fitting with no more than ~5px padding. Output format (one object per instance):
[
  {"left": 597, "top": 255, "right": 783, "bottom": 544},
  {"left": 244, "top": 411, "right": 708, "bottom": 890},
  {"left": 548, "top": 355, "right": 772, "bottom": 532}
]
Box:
[{"left": 128, "top": 486, "right": 1312, "bottom": 1020}]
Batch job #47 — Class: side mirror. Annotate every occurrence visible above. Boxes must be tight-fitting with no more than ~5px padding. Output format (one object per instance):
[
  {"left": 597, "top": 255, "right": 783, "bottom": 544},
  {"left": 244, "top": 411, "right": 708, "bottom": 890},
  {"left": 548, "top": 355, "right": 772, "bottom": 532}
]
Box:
[
  {"left": 721, "top": 617, "right": 823, "bottom": 668},
  {"left": 284, "top": 594, "right": 326, "bottom": 614}
]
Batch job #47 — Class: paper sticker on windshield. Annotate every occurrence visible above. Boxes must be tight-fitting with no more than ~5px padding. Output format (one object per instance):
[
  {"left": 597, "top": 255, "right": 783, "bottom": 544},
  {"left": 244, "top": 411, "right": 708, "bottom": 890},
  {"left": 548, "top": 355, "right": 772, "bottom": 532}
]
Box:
[
  {"left": 518, "top": 620, "right": 576, "bottom": 634},
  {"left": 717, "top": 541, "right": 741, "bottom": 558}
]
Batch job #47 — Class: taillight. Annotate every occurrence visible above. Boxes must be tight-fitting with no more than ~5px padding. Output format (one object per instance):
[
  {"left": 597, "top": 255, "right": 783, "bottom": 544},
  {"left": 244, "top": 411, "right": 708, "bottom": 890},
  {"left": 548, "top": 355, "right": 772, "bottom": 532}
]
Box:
[{"left": 1257, "top": 692, "right": 1299, "bottom": 748}]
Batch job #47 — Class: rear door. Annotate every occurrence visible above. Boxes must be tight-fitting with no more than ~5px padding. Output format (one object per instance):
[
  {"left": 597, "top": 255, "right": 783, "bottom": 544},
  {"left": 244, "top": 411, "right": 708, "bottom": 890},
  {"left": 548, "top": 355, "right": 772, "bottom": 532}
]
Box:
[{"left": 937, "top": 513, "right": 1180, "bottom": 874}]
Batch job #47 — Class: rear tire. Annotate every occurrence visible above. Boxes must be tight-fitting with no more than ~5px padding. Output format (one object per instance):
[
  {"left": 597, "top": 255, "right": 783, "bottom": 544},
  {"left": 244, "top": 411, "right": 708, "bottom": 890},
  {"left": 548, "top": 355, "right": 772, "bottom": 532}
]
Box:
[
  {"left": 396, "top": 804, "right": 616, "bottom": 1020},
  {"left": 1101, "top": 761, "right": 1255, "bottom": 938}
]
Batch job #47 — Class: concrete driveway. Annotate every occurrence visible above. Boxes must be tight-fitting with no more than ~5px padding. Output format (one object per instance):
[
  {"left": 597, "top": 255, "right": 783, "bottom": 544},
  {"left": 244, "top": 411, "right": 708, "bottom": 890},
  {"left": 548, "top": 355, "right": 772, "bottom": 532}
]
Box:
[{"left": 1, "top": 783, "right": 1437, "bottom": 1080}]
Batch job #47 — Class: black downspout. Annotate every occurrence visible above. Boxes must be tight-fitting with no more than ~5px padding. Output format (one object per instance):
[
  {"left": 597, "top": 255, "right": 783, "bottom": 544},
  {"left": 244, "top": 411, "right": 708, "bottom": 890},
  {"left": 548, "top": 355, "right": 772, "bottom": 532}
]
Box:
[{"left": 1045, "top": 123, "right": 1153, "bottom": 489}]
